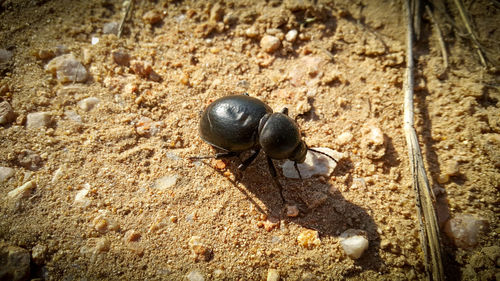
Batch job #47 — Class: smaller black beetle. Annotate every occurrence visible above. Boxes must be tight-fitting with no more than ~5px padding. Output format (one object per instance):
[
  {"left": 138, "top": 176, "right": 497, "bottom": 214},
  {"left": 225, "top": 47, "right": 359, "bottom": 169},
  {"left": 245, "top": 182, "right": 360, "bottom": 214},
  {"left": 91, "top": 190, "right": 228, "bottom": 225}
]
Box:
[{"left": 191, "top": 94, "right": 337, "bottom": 202}]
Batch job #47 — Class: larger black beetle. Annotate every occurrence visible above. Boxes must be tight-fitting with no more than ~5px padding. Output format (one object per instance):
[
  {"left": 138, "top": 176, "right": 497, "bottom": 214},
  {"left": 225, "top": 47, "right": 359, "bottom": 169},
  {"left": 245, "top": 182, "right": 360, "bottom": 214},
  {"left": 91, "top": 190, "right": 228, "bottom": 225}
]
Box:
[{"left": 192, "top": 94, "right": 337, "bottom": 202}]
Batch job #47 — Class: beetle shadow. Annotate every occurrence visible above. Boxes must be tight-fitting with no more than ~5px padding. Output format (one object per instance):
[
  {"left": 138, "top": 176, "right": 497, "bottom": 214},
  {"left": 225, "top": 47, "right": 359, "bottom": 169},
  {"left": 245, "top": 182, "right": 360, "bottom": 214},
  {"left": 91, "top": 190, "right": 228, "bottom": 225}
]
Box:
[{"left": 202, "top": 154, "right": 385, "bottom": 273}]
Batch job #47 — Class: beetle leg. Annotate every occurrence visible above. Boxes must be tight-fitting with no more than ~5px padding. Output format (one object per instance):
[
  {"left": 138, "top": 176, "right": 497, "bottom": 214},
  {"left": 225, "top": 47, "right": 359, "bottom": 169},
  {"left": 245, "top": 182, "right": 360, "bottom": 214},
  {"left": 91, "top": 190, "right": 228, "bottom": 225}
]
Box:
[
  {"left": 189, "top": 151, "right": 239, "bottom": 160},
  {"left": 238, "top": 148, "right": 261, "bottom": 171},
  {"left": 266, "top": 155, "right": 285, "bottom": 203},
  {"left": 294, "top": 161, "right": 303, "bottom": 180}
]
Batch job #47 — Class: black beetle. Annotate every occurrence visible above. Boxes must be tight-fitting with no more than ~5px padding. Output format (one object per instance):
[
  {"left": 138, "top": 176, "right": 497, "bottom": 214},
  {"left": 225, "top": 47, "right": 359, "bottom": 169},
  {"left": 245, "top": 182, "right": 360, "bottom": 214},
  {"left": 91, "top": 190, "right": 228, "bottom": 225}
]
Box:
[{"left": 191, "top": 94, "right": 337, "bottom": 202}]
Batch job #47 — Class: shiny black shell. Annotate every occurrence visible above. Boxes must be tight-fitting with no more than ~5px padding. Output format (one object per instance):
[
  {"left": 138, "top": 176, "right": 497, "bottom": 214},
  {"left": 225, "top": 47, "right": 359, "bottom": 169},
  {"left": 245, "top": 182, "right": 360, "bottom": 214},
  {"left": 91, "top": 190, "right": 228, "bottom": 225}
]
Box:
[
  {"left": 259, "top": 113, "right": 302, "bottom": 160},
  {"left": 199, "top": 95, "right": 272, "bottom": 152}
]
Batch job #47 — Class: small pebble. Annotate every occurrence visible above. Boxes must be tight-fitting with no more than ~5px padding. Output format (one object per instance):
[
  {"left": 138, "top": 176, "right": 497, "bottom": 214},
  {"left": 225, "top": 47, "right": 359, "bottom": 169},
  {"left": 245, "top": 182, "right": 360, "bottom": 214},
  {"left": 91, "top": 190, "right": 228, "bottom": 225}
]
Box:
[
  {"left": 52, "top": 165, "right": 65, "bottom": 183},
  {"left": 188, "top": 236, "right": 212, "bottom": 261},
  {"left": 74, "top": 184, "right": 90, "bottom": 206},
  {"left": 78, "top": 97, "right": 100, "bottom": 111},
  {"left": 45, "top": 54, "right": 88, "bottom": 83},
  {"left": 297, "top": 229, "right": 321, "bottom": 249},
  {"left": 0, "top": 242, "right": 31, "bottom": 281},
  {"left": 445, "top": 214, "right": 488, "bottom": 249},
  {"left": 31, "top": 244, "right": 48, "bottom": 265},
  {"left": 17, "top": 150, "right": 42, "bottom": 170},
  {"left": 267, "top": 268, "right": 280, "bottom": 281},
  {"left": 285, "top": 29, "right": 298, "bottom": 42},
  {"left": 124, "top": 230, "right": 141, "bottom": 242},
  {"left": 245, "top": 26, "right": 259, "bottom": 38},
  {"left": 103, "top": 22, "right": 119, "bottom": 35},
  {"left": 209, "top": 3, "right": 224, "bottom": 22},
  {"left": 64, "top": 110, "right": 82, "bottom": 123},
  {"left": 154, "top": 175, "right": 178, "bottom": 190},
  {"left": 94, "top": 238, "right": 110, "bottom": 253},
  {"left": 286, "top": 205, "right": 299, "bottom": 217},
  {"left": 0, "top": 167, "right": 15, "bottom": 182},
  {"left": 369, "top": 126, "right": 384, "bottom": 146},
  {"left": 0, "top": 101, "right": 16, "bottom": 125},
  {"left": 187, "top": 270, "right": 204, "bottom": 281},
  {"left": 7, "top": 180, "right": 35, "bottom": 201},
  {"left": 260, "top": 35, "right": 281, "bottom": 53},
  {"left": 112, "top": 50, "right": 131, "bottom": 66},
  {"left": 92, "top": 214, "right": 120, "bottom": 233},
  {"left": 26, "top": 112, "right": 52, "bottom": 129},
  {"left": 340, "top": 229, "right": 369, "bottom": 259},
  {"left": 143, "top": 10, "right": 163, "bottom": 24},
  {"left": 258, "top": 217, "right": 280, "bottom": 232},
  {"left": 282, "top": 147, "right": 342, "bottom": 179},
  {"left": 337, "top": 131, "right": 353, "bottom": 145},
  {"left": 0, "top": 49, "right": 13, "bottom": 63}
]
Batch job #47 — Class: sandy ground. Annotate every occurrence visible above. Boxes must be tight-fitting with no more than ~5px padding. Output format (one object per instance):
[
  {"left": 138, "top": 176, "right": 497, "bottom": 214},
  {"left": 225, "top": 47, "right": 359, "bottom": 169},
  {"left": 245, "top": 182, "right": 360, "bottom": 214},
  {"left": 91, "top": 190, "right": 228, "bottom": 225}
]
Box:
[{"left": 0, "top": 0, "right": 499, "bottom": 280}]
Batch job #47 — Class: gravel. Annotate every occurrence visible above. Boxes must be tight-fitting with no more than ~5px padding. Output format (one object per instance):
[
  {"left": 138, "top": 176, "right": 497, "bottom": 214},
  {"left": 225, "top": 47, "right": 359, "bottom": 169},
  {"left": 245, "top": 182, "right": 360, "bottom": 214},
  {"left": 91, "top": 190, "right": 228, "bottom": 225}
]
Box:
[
  {"left": 340, "top": 229, "right": 369, "bottom": 259},
  {"left": 26, "top": 112, "right": 52, "bottom": 129}
]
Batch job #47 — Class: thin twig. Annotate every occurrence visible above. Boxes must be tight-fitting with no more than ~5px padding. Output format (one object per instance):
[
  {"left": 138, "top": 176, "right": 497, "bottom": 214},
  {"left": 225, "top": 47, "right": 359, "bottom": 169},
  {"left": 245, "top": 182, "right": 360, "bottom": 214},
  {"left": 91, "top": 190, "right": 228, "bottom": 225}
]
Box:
[
  {"left": 453, "top": 0, "right": 487, "bottom": 67},
  {"left": 404, "top": 1, "right": 445, "bottom": 281},
  {"left": 425, "top": 5, "right": 449, "bottom": 72},
  {"left": 117, "top": 0, "right": 134, "bottom": 38}
]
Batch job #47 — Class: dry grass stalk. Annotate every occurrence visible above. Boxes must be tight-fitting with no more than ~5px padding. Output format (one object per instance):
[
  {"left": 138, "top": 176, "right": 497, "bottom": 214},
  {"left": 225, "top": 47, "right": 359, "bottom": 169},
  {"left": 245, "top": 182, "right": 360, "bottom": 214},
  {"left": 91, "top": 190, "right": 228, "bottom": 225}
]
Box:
[{"left": 404, "top": 1, "right": 445, "bottom": 280}]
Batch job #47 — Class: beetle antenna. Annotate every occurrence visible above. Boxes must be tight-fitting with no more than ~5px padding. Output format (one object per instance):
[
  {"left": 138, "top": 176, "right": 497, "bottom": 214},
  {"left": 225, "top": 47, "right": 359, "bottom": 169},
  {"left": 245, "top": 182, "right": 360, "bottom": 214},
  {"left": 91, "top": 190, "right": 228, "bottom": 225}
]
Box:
[
  {"left": 280, "top": 107, "right": 289, "bottom": 115},
  {"left": 308, "top": 148, "right": 338, "bottom": 163}
]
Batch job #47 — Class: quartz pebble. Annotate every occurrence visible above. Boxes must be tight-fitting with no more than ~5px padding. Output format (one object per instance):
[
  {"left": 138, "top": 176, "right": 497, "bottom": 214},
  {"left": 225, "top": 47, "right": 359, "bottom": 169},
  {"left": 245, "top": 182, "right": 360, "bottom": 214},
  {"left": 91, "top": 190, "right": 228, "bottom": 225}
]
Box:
[
  {"left": 103, "top": 22, "right": 119, "bottom": 35},
  {"left": 74, "top": 184, "right": 91, "bottom": 206},
  {"left": 445, "top": 214, "right": 488, "bottom": 249},
  {"left": 0, "top": 49, "right": 13, "bottom": 63},
  {"left": 0, "top": 101, "right": 15, "bottom": 125},
  {"left": 363, "top": 126, "right": 386, "bottom": 159},
  {"left": 45, "top": 54, "right": 88, "bottom": 83},
  {"left": 267, "top": 268, "right": 280, "bottom": 281},
  {"left": 340, "top": 229, "right": 369, "bottom": 259},
  {"left": 285, "top": 29, "right": 298, "bottom": 42},
  {"left": 92, "top": 213, "right": 120, "bottom": 233},
  {"left": 0, "top": 167, "right": 14, "bottom": 182},
  {"left": 260, "top": 35, "right": 281, "bottom": 53},
  {"left": 26, "top": 112, "right": 52, "bottom": 129},
  {"left": 7, "top": 180, "right": 35, "bottom": 201},
  {"left": 337, "top": 131, "right": 354, "bottom": 145},
  {"left": 124, "top": 230, "right": 141, "bottom": 242},
  {"left": 187, "top": 270, "right": 204, "bottom": 281},
  {"left": 154, "top": 175, "right": 178, "bottom": 190},
  {"left": 297, "top": 229, "right": 321, "bottom": 249},
  {"left": 0, "top": 242, "right": 31, "bottom": 281},
  {"left": 78, "top": 97, "right": 100, "bottom": 111},
  {"left": 282, "top": 147, "right": 342, "bottom": 179}
]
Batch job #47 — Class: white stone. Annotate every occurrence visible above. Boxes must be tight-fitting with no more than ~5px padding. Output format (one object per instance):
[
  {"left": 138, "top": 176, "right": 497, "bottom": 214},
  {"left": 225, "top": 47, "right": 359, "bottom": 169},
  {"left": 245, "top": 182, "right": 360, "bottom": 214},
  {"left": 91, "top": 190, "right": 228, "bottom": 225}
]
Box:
[
  {"left": 154, "top": 175, "right": 178, "bottom": 190},
  {"left": 102, "top": 22, "right": 119, "bottom": 35},
  {"left": 74, "top": 184, "right": 91, "bottom": 206},
  {"left": 444, "top": 214, "right": 487, "bottom": 249},
  {"left": 91, "top": 37, "right": 99, "bottom": 45},
  {"left": 369, "top": 126, "right": 384, "bottom": 146},
  {"left": 285, "top": 29, "right": 298, "bottom": 42},
  {"left": 45, "top": 54, "right": 88, "bottom": 83},
  {"left": 260, "top": 35, "right": 281, "bottom": 53},
  {"left": 186, "top": 270, "right": 204, "bottom": 281},
  {"left": 340, "top": 229, "right": 369, "bottom": 259},
  {"left": 0, "top": 101, "right": 15, "bottom": 125},
  {"left": 282, "top": 147, "right": 342, "bottom": 179},
  {"left": 0, "top": 166, "right": 14, "bottom": 182},
  {"left": 267, "top": 268, "right": 280, "bottom": 281},
  {"left": 7, "top": 180, "right": 35, "bottom": 201},
  {"left": 337, "top": 131, "right": 353, "bottom": 145},
  {"left": 52, "top": 165, "right": 65, "bottom": 183},
  {"left": 26, "top": 112, "right": 52, "bottom": 129},
  {"left": 78, "top": 97, "right": 100, "bottom": 111}
]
